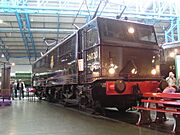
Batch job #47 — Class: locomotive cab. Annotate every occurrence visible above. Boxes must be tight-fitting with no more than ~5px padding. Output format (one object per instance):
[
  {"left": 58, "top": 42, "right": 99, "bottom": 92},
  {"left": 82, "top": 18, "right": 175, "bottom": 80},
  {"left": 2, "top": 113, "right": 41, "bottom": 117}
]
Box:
[{"left": 78, "top": 17, "right": 162, "bottom": 110}]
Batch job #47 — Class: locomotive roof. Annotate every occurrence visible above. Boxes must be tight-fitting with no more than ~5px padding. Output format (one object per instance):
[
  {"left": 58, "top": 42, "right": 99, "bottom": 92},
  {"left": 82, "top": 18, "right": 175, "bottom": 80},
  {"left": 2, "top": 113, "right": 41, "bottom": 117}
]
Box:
[{"left": 96, "top": 16, "right": 154, "bottom": 27}]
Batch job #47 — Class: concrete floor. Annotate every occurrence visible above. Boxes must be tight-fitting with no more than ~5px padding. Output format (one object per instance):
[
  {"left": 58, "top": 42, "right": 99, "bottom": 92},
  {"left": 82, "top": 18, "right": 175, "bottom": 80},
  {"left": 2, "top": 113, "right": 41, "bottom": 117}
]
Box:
[{"left": 0, "top": 99, "right": 169, "bottom": 135}]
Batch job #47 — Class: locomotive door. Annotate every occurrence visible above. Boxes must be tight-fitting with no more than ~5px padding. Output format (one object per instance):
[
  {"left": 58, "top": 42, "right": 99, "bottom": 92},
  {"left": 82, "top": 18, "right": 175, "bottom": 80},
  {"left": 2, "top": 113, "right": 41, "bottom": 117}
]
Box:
[
  {"left": 78, "top": 29, "right": 86, "bottom": 84},
  {"left": 78, "top": 21, "right": 100, "bottom": 83}
]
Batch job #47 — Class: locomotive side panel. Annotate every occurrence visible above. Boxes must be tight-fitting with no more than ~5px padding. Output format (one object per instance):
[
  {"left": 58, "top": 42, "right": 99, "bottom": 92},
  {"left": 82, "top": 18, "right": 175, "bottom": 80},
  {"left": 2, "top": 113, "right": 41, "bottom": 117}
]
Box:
[{"left": 33, "top": 34, "right": 78, "bottom": 87}]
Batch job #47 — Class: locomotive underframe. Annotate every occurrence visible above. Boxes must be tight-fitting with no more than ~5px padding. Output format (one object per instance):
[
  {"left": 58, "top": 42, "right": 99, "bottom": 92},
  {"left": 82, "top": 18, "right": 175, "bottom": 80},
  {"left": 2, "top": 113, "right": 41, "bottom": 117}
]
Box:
[{"left": 34, "top": 78, "right": 161, "bottom": 112}]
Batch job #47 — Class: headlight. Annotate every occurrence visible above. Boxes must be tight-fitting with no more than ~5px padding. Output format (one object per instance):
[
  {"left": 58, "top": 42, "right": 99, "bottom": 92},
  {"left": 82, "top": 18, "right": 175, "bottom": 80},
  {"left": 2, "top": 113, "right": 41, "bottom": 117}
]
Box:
[
  {"left": 131, "top": 68, "right": 137, "bottom": 74},
  {"left": 151, "top": 69, "right": 156, "bottom": 75},
  {"left": 128, "top": 27, "right": 135, "bottom": 34},
  {"left": 108, "top": 67, "right": 115, "bottom": 75},
  {"left": 108, "top": 63, "right": 118, "bottom": 75}
]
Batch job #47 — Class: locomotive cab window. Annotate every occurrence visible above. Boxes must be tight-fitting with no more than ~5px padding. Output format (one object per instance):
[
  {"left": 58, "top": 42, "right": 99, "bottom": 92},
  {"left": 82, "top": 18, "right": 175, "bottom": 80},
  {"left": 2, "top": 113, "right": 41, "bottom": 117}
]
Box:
[
  {"left": 98, "top": 18, "right": 157, "bottom": 45},
  {"left": 138, "top": 26, "right": 156, "bottom": 43},
  {"left": 82, "top": 20, "right": 99, "bottom": 49},
  {"left": 86, "top": 28, "right": 98, "bottom": 47}
]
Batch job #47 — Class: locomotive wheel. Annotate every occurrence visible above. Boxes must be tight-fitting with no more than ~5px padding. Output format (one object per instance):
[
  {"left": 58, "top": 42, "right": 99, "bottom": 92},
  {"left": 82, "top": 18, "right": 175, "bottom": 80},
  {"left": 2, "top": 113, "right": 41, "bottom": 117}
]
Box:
[
  {"left": 93, "top": 100, "right": 105, "bottom": 115},
  {"left": 78, "top": 95, "right": 89, "bottom": 110}
]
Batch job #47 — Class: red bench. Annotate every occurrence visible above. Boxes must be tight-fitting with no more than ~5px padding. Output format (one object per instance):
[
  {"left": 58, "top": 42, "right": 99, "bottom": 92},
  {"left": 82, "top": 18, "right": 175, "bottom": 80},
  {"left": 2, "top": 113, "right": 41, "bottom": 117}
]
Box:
[
  {"left": 27, "top": 88, "right": 37, "bottom": 101},
  {"left": 134, "top": 93, "right": 180, "bottom": 134}
]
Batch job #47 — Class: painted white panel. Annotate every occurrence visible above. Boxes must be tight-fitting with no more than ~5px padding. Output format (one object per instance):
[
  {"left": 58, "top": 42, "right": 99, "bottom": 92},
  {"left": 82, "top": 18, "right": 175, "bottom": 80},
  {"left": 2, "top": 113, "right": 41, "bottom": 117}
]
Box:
[{"left": 11, "top": 65, "right": 32, "bottom": 74}]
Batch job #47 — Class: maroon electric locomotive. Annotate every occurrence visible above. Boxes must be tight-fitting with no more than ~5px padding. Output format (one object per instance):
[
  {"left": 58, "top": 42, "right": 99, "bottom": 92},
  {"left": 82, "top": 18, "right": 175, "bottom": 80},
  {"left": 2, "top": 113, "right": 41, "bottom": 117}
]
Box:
[{"left": 32, "top": 17, "right": 164, "bottom": 111}]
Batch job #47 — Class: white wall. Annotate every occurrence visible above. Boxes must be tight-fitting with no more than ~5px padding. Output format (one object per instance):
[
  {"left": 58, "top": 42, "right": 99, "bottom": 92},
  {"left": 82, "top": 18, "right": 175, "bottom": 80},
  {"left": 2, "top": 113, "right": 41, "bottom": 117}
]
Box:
[
  {"left": 11, "top": 64, "right": 32, "bottom": 74},
  {"left": 0, "top": 58, "right": 32, "bottom": 77},
  {"left": 0, "top": 58, "right": 32, "bottom": 82},
  {"left": 9, "top": 58, "right": 32, "bottom": 74}
]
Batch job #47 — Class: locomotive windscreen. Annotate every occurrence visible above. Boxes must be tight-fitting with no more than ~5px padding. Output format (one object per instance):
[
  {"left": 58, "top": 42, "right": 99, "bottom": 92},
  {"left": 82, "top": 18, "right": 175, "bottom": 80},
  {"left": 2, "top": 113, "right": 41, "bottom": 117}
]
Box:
[
  {"left": 101, "top": 47, "right": 160, "bottom": 78},
  {"left": 98, "top": 18, "right": 157, "bottom": 45}
]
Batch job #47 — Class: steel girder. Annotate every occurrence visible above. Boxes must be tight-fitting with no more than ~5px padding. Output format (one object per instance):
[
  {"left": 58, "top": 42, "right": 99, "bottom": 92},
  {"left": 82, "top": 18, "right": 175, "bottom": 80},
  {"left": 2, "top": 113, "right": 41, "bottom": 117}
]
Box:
[
  {"left": 0, "top": 0, "right": 179, "bottom": 20},
  {"left": 0, "top": 37, "right": 10, "bottom": 62},
  {"left": 0, "top": 28, "right": 76, "bottom": 33},
  {"left": 15, "top": 13, "right": 37, "bottom": 63},
  {"left": 57, "top": 14, "right": 60, "bottom": 39},
  {"left": 1, "top": 0, "right": 180, "bottom": 45},
  {"left": 165, "top": 17, "right": 180, "bottom": 43}
]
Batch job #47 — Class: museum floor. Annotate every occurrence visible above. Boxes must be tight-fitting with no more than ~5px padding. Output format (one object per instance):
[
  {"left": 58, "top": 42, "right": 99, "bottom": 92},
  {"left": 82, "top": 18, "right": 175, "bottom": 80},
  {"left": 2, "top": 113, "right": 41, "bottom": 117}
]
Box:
[{"left": 0, "top": 99, "right": 169, "bottom": 135}]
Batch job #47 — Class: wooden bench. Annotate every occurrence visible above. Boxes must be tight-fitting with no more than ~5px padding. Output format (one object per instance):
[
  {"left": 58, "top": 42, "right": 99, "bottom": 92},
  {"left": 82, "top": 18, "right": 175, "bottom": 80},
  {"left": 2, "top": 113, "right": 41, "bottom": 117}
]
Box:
[{"left": 134, "top": 93, "right": 180, "bottom": 134}]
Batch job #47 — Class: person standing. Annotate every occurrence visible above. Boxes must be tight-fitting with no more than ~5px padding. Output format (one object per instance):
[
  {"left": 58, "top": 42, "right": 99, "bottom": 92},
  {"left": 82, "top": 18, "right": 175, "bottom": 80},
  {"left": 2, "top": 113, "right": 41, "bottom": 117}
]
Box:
[
  {"left": 21, "top": 81, "right": 26, "bottom": 98},
  {"left": 16, "top": 80, "right": 20, "bottom": 99},
  {"left": 163, "top": 72, "right": 178, "bottom": 94},
  {"left": 166, "top": 72, "right": 176, "bottom": 87},
  {"left": 17, "top": 80, "right": 25, "bottom": 100}
]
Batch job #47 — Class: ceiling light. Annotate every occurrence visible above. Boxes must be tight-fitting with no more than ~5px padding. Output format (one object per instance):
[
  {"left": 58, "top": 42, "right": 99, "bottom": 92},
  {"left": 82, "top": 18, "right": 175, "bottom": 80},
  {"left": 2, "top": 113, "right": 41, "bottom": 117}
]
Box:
[
  {"left": 0, "top": 19, "right": 4, "bottom": 24},
  {"left": 11, "top": 63, "right": 15, "bottom": 66},
  {"left": 1, "top": 54, "right": 4, "bottom": 58}
]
